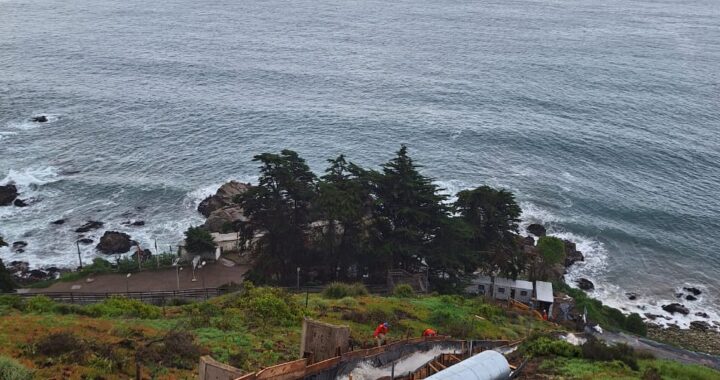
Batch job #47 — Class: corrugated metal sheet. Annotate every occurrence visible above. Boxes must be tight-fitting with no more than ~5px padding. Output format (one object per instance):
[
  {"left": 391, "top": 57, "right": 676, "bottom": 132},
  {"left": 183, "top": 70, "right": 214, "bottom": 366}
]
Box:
[
  {"left": 424, "top": 350, "right": 510, "bottom": 380},
  {"left": 513, "top": 280, "right": 533, "bottom": 290},
  {"left": 536, "top": 281, "right": 554, "bottom": 303}
]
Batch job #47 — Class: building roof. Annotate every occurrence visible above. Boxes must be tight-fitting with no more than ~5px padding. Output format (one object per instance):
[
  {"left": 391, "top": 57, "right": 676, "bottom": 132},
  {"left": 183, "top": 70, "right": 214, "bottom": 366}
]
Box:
[
  {"left": 494, "top": 277, "right": 514, "bottom": 287},
  {"left": 536, "top": 281, "right": 554, "bottom": 303},
  {"left": 211, "top": 232, "right": 241, "bottom": 242},
  {"left": 514, "top": 280, "right": 533, "bottom": 290},
  {"left": 470, "top": 275, "right": 493, "bottom": 284}
]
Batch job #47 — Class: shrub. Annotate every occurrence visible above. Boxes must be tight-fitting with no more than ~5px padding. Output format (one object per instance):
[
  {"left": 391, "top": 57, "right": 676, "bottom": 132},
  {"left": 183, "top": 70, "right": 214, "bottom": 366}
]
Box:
[
  {"left": 184, "top": 226, "right": 216, "bottom": 255},
  {"left": 23, "top": 295, "right": 57, "bottom": 313},
  {"left": 625, "top": 313, "right": 647, "bottom": 336},
  {"left": 0, "top": 356, "right": 33, "bottom": 380},
  {"left": 393, "top": 284, "right": 415, "bottom": 298},
  {"left": 0, "top": 295, "right": 22, "bottom": 310},
  {"left": 581, "top": 336, "right": 638, "bottom": 370},
  {"left": 84, "top": 296, "right": 161, "bottom": 319},
  {"left": 522, "top": 336, "right": 581, "bottom": 358},
  {"left": 139, "top": 331, "right": 205, "bottom": 370},
  {"left": 338, "top": 297, "right": 359, "bottom": 308},
  {"left": 322, "top": 282, "right": 368, "bottom": 299},
  {"left": 219, "top": 285, "right": 302, "bottom": 327},
  {"left": 35, "top": 332, "right": 87, "bottom": 362}
]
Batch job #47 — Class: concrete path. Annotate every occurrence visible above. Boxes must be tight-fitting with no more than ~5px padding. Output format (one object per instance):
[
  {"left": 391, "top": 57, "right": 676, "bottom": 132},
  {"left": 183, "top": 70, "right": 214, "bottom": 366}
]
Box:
[{"left": 26, "top": 261, "right": 249, "bottom": 293}]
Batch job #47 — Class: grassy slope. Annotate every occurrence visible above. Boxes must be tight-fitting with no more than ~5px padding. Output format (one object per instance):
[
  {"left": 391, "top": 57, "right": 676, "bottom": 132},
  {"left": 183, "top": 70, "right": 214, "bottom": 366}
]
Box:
[{"left": 537, "top": 358, "right": 720, "bottom": 380}]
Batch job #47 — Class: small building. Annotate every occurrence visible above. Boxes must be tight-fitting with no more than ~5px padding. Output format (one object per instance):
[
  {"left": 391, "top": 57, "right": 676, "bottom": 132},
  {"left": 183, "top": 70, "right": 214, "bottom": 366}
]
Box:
[
  {"left": 535, "top": 281, "right": 554, "bottom": 315},
  {"left": 465, "top": 274, "right": 493, "bottom": 297},
  {"left": 210, "top": 232, "right": 242, "bottom": 254},
  {"left": 512, "top": 280, "right": 533, "bottom": 303},
  {"left": 493, "top": 277, "right": 514, "bottom": 300}
]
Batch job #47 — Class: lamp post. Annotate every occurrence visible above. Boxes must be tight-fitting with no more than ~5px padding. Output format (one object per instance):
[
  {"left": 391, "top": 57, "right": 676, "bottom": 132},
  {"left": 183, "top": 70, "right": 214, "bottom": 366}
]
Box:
[
  {"left": 125, "top": 273, "right": 132, "bottom": 294},
  {"left": 296, "top": 267, "right": 301, "bottom": 290},
  {"left": 200, "top": 261, "right": 206, "bottom": 289},
  {"left": 176, "top": 266, "right": 183, "bottom": 290}
]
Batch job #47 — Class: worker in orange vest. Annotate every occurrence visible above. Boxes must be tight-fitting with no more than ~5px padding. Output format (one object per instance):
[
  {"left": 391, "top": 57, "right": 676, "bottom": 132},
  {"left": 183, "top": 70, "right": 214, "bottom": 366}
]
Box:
[
  {"left": 422, "top": 328, "right": 437, "bottom": 338},
  {"left": 542, "top": 310, "right": 548, "bottom": 320},
  {"left": 373, "top": 322, "right": 389, "bottom": 347}
]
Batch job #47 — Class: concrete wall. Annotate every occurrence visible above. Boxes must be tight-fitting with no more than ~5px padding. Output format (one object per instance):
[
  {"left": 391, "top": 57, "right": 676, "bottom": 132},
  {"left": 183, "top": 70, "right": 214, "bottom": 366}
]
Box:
[
  {"left": 198, "top": 356, "right": 244, "bottom": 380},
  {"left": 300, "top": 318, "right": 351, "bottom": 363}
]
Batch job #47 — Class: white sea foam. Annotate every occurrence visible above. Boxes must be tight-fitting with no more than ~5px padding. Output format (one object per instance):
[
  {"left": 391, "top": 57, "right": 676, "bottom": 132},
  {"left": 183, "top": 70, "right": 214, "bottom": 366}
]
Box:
[
  {"left": 1, "top": 166, "right": 61, "bottom": 189},
  {"left": 338, "top": 346, "right": 461, "bottom": 380},
  {"left": 6, "top": 115, "right": 60, "bottom": 130}
]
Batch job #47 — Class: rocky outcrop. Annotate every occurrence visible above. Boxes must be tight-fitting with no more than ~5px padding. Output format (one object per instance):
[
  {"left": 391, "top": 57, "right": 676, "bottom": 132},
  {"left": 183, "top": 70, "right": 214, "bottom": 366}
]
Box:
[
  {"left": 576, "top": 278, "right": 594, "bottom": 291},
  {"left": 51, "top": 219, "right": 66, "bottom": 225},
  {"left": 527, "top": 224, "right": 546, "bottom": 237},
  {"left": 13, "top": 199, "right": 28, "bottom": 207},
  {"left": 626, "top": 292, "right": 638, "bottom": 301},
  {"left": 96, "top": 231, "right": 133, "bottom": 254},
  {"left": 78, "top": 238, "right": 93, "bottom": 245},
  {"left": 0, "top": 184, "right": 18, "bottom": 206},
  {"left": 564, "top": 240, "right": 584, "bottom": 267},
  {"left": 662, "top": 303, "right": 689, "bottom": 315},
  {"left": 198, "top": 181, "right": 251, "bottom": 233},
  {"left": 75, "top": 221, "right": 104, "bottom": 233},
  {"left": 122, "top": 220, "right": 145, "bottom": 226},
  {"left": 31, "top": 115, "right": 48, "bottom": 122},
  {"left": 12, "top": 241, "right": 28, "bottom": 253},
  {"left": 695, "top": 312, "right": 710, "bottom": 319},
  {"left": 683, "top": 287, "right": 702, "bottom": 296},
  {"left": 690, "top": 321, "right": 711, "bottom": 330},
  {"left": 686, "top": 295, "right": 698, "bottom": 301}
]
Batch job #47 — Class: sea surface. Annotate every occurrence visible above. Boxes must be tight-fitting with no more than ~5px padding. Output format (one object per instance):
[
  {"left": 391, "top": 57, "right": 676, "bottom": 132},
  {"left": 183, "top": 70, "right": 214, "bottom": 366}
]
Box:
[{"left": 1, "top": 0, "right": 719, "bottom": 327}]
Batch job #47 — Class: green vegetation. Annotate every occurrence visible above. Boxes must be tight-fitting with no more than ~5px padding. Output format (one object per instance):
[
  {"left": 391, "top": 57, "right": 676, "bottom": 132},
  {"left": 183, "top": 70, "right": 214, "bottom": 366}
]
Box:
[
  {"left": 184, "top": 226, "right": 217, "bottom": 255},
  {"left": 322, "top": 282, "right": 369, "bottom": 299},
  {"left": 0, "top": 355, "right": 33, "bottom": 380},
  {"left": 537, "top": 236, "right": 565, "bottom": 280},
  {"left": 0, "top": 258, "right": 16, "bottom": 293},
  {"left": 393, "top": 284, "right": 415, "bottom": 298}
]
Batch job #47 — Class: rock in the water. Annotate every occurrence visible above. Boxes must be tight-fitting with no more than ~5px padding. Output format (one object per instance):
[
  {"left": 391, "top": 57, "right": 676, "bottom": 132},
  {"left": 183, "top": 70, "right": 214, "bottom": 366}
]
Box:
[
  {"left": 204, "top": 207, "right": 247, "bottom": 233},
  {"left": 527, "top": 224, "right": 546, "bottom": 237},
  {"left": 0, "top": 184, "right": 18, "bottom": 206},
  {"left": 78, "top": 238, "right": 93, "bottom": 245},
  {"left": 695, "top": 312, "right": 709, "bottom": 319},
  {"left": 75, "top": 221, "right": 104, "bottom": 233},
  {"left": 197, "top": 181, "right": 250, "bottom": 217},
  {"left": 121, "top": 220, "right": 145, "bottom": 226},
  {"left": 576, "top": 278, "right": 595, "bottom": 291},
  {"left": 523, "top": 236, "right": 535, "bottom": 246},
  {"left": 564, "top": 240, "right": 585, "bottom": 267},
  {"left": 685, "top": 295, "right": 697, "bottom": 301},
  {"left": 662, "top": 303, "right": 689, "bottom": 315},
  {"left": 96, "top": 231, "right": 133, "bottom": 254},
  {"left": 13, "top": 199, "right": 28, "bottom": 207},
  {"left": 51, "top": 219, "right": 66, "bottom": 225},
  {"left": 12, "top": 241, "right": 27, "bottom": 253},
  {"left": 690, "top": 321, "right": 710, "bottom": 330},
  {"left": 683, "top": 287, "right": 702, "bottom": 296},
  {"left": 626, "top": 292, "right": 638, "bottom": 301},
  {"left": 31, "top": 115, "right": 48, "bottom": 122}
]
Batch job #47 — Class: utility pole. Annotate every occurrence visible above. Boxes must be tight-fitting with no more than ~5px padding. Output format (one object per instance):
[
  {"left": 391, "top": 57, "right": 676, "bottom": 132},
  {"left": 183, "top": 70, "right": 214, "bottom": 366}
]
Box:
[{"left": 76, "top": 241, "right": 83, "bottom": 269}]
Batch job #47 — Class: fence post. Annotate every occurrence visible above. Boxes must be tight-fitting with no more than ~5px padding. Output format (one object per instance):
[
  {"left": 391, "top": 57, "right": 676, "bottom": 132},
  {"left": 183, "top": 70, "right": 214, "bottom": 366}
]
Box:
[{"left": 70, "top": 293, "right": 74, "bottom": 304}]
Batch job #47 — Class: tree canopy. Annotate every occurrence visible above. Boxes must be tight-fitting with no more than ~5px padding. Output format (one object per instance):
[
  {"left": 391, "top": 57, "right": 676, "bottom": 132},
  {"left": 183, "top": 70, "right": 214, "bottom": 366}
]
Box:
[{"left": 184, "top": 226, "right": 217, "bottom": 255}]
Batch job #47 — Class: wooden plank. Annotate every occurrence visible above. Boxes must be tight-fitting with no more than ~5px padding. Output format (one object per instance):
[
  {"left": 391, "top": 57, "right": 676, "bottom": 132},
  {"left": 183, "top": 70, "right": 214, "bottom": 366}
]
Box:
[
  {"left": 305, "top": 356, "right": 340, "bottom": 376},
  {"left": 255, "top": 359, "right": 306, "bottom": 380},
  {"left": 432, "top": 361, "right": 447, "bottom": 370}
]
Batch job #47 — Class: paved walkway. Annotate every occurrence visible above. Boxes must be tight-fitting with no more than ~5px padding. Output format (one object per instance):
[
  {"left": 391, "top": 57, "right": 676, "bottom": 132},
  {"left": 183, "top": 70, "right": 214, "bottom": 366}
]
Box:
[{"left": 26, "top": 260, "right": 249, "bottom": 293}]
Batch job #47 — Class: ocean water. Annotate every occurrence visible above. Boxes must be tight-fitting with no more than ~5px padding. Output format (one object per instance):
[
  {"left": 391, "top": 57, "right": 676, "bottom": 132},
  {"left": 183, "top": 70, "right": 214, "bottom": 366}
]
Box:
[{"left": 1, "top": 0, "right": 719, "bottom": 326}]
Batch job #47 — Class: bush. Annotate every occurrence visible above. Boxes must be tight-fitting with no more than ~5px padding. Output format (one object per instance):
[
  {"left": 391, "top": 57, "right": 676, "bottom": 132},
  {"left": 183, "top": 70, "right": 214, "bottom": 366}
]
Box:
[
  {"left": 84, "top": 296, "right": 161, "bottom": 319},
  {"left": 522, "top": 336, "right": 581, "bottom": 358},
  {"left": 0, "top": 356, "right": 33, "bottom": 380},
  {"left": 23, "top": 295, "right": 57, "bottom": 313},
  {"left": 393, "top": 284, "right": 415, "bottom": 298},
  {"left": 322, "top": 282, "right": 368, "bottom": 299},
  {"left": 35, "top": 332, "right": 88, "bottom": 362},
  {"left": 0, "top": 295, "right": 22, "bottom": 310},
  {"left": 581, "top": 336, "right": 638, "bottom": 370},
  {"left": 338, "top": 297, "right": 358, "bottom": 308},
  {"left": 218, "top": 284, "right": 302, "bottom": 327},
  {"left": 139, "top": 331, "right": 205, "bottom": 370},
  {"left": 625, "top": 313, "right": 647, "bottom": 336}
]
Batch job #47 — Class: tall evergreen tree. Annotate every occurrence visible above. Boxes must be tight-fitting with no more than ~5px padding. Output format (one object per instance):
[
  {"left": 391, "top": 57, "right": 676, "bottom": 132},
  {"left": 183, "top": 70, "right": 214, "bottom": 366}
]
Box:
[
  {"left": 373, "top": 146, "right": 449, "bottom": 274},
  {"left": 0, "top": 258, "right": 16, "bottom": 293},
  {"left": 237, "top": 150, "right": 317, "bottom": 283}
]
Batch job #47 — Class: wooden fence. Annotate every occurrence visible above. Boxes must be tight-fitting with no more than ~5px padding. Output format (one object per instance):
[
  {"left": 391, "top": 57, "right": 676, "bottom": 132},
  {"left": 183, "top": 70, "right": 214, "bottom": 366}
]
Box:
[{"left": 17, "top": 288, "right": 224, "bottom": 305}]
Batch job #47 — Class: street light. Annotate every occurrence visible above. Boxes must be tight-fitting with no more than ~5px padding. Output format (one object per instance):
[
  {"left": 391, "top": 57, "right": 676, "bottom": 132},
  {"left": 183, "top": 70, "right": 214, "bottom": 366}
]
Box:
[
  {"left": 126, "top": 273, "right": 132, "bottom": 294},
  {"left": 296, "top": 267, "right": 301, "bottom": 290}
]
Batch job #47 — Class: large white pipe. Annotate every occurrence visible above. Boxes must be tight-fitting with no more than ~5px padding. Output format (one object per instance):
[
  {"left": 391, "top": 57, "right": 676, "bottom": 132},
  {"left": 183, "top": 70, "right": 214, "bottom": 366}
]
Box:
[{"left": 424, "top": 350, "right": 510, "bottom": 380}]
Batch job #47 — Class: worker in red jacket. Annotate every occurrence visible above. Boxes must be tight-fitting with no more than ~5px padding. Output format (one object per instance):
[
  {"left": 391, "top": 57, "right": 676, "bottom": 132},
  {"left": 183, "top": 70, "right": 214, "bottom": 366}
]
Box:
[
  {"left": 422, "top": 328, "right": 437, "bottom": 338},
  {"left": 374, "top": 322, "right": 389, "bottom": 347}
]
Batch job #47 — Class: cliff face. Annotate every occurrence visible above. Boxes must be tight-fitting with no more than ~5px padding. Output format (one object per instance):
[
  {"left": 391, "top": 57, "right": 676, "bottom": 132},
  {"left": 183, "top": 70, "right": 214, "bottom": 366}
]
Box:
[{"left": 197, "top": 181, "right": 251, "bottom": 232}]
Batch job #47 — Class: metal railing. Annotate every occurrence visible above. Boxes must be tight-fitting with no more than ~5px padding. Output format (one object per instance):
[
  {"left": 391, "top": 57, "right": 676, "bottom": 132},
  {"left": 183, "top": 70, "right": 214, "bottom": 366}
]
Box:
[{"left": 17, "top": 288, "right": 224, "bottom": 305}]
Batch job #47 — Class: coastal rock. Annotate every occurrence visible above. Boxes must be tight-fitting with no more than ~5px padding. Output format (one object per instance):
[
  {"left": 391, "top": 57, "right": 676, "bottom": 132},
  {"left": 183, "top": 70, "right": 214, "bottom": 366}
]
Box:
[
  {"left": 12, "top": 241, "right": 27, "bottom": 253},
  {"left": 121, "top": 220, "right": 145, "bottom": 226},
  {"left": 31, "top": 115, "right": 48, "bottom": 122},
  {"left": 51, "top": 219, "right": 66, "bottom": 225},
  {"left": 695, "top": 312, "right": 710, "bottom": 319},
  {"left": 13, "top": 199, "right": 28, "bottom": 207},
  {"left": 626, "top": 292, "right": 638, "bottom": 301},
  {"left": 204, "top": 207, "right": 248, "bottom": 233},
  {"left": 685, "top": 295, "right": 697, "bottom": 301},
  {"left": 564, "top": 240, "right": 584, "bottom": 267},
  {"left": 131, "top": 248, "right": 153, "bottom": 263},
  {"left": 576, "top": 278, "right": 594, "bottom": 291},
  {"left": 662, "top": 303, "right": 689, "bottom": 315},
  {"left": 96, "top": 231, "right": 133, "bottom": 254},
  {"left": 690, "top": 321, "right": 711, "bottom": 331},
  {"left": 523, "top": 236, "right": 535, "bottom": 246},
  {"left": 527, "top": 224, "right": 546, "bottom": 237},
  {"left": 197, "top": 181, "right": 250, "bottom": 217},
  {"left": 0, "top": 184, "right": 19, "bottom": 206},
  {"left": 78, "top": 238, "right": 93, "bottom": 245},
  {"left": 643, "top": 313, "right": 670, "bottom": 321},
  {"left": 75, "top": 221, "right": 104, "bottom": 233},
  {"left": 683, "top": 287, "right": 702, "bottom": 296}
]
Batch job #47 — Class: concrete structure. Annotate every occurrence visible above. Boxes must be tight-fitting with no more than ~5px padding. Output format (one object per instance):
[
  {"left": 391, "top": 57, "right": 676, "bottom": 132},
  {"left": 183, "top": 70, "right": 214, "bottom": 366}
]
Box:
[
  {"left": 512, "top": 280, "right": 533, "bottom": 303},
  {"left": 493, "top": 277, "right": 514, "bottom": 301},
  {"left": 300, "top": 318, "right": 351, "bottom": 363},
  {"left": 465, "top": 274, "right": 493, "bottom": 297},
  {"left": 198, "top": 356, "right": 244, "bottom": 380},
  {"left": 535, "top": 281, "right": 554, "bottom": 316},
  {"left": 211, "top": 232, "right": 242, "bottom": 254},
  {"left": 424, "top": 350, "right": 510, "bottom": 380}
]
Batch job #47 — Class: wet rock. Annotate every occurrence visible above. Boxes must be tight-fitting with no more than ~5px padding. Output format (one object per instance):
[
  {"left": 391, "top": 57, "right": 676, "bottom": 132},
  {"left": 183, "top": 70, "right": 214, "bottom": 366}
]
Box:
[
  {"left": 523, "top": 236, "right": 535, "bottom": 246},
  {"left": 0, "top": 184, "right": 18, "bottom": 206},
  {"left": 31, "top": 115, "right": 48, "bottom": 122},
  {"left": 662, "top": 303, "right": 689, "bottom": 315},
  {"left": 197, "top": 181, "right": 251, "bottom": 217},
  {"left": 675, "top": 292, "right": 683, "bottom": 299},
  {"left": 8, "top": 261, "right": 29, "bottom": 273},
  {"left": 96, "top": 231, "right": 133, "bottom": 254},
  {"left": 626, "top": 292, "right": 638, "bottom": 301},
  {"left": 527, "top": 224, "right": 546, "bottom": 237},
  {"left": 51, "top": 219, "right": 66, "bottom": 225},
  {"left": 690, "top": 321, "right": 711, "bottom": 330},
  {"left": 695, "top": 312, "right": 710, "bottom": 319},
  {"left": 122, "top": 220, "right": 145, "bottom": 226},
  {"left": 564, "top": 240, "right": 585, "bottom": 267},
  {"left": 12, "top": 241, "right": 27, "bottom": 253},
  {"left": 131, "top": 248, "right": 153, "bottom": 263},
  {"left": 643, "top": 313, "right": 670, "bottom": 321},
  {"left": 686, "top": 295, "right": 698, "bottom": 301},
  {"left": 204, "top": 207, "right": 248, "bottom": 233},
  {"left": 13, "top": 199, "right": 28, "bottom": 207},
  {"left": 683, "top": 287, "right": 702, "bottom": 296},
  {"left": 77, "top": 238, "right": 93, "bottom": 245},
  {"left": 576, "top": 278, "right": 594, "bottom": 291},
  {"left": 75, "top": 221, "right": 104, "bottom": 233}
]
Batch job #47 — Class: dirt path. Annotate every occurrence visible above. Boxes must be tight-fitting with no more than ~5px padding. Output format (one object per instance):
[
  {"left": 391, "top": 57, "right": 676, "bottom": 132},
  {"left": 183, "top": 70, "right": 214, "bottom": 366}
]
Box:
[
  {"left": 25, "top": 260, "right": 249, "bottom": 293},
  {"left": 592, "top": 330, "right": 720, "bottom": 370}
]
